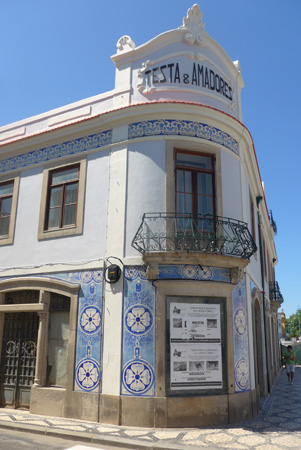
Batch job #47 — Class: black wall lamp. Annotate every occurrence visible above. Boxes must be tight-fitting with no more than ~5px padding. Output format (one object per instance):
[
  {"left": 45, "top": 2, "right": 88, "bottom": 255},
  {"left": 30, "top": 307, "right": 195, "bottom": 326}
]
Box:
[
  {"left": 256, "top": 195, "right": 263, "bottom": 207},
  {"left": 105, "top": 264, "right": 121, "bottom": 283},
  {"left": 104, "top": 256, "right": 123, "bottom": 284}
]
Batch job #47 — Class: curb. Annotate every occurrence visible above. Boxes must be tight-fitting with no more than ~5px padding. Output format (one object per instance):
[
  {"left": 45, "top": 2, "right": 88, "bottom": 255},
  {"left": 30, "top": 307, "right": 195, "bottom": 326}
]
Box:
[{"left": 0, "top": 420, "right": 192, "bottom": 450}]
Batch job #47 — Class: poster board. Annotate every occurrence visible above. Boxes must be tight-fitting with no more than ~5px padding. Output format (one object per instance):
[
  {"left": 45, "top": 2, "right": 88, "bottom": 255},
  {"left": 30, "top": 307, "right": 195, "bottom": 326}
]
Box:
[{"left": 166, "top": 297, "right": 226, "bottom": 395}]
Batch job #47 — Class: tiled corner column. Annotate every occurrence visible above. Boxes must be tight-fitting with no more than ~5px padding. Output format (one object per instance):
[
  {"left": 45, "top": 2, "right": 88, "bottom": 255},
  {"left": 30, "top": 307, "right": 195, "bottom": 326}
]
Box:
[{"left": 102, "top": 125, "right": 128, "bottom": 396}]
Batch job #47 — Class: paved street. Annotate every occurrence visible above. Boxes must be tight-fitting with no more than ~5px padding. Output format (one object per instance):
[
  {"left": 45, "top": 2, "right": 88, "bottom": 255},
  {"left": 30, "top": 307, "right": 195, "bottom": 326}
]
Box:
[{"left": 0, "top": 368, "right": 300, "bottom": 449}]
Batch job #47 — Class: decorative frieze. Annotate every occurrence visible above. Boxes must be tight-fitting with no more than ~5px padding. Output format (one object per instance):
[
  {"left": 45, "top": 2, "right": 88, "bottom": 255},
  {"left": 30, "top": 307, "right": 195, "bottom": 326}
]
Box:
[
  {"left": 0, "top": 130, "right": 112, "bottom": 174},
  {"left": 128, "top": 119, "right": 239, "bottom": 154}
]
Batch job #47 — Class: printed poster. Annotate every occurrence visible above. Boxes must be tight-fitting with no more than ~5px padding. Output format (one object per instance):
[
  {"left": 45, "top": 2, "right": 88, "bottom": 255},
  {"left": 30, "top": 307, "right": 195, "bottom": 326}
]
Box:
[{"left": 170, "top": 302, "right": 222, "bottom": 390}]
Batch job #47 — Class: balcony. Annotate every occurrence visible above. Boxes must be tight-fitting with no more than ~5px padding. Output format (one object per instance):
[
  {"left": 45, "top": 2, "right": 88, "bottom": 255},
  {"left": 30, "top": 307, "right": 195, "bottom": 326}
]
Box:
[
  {"left": 269, "top": 281, "right": 284, "bottom": 306},
  {"left": 132, "top": 213, "right": 257, "bottom": 273},
  {"left": 268, "top": 210, "right": 277, "bottom": 235}
]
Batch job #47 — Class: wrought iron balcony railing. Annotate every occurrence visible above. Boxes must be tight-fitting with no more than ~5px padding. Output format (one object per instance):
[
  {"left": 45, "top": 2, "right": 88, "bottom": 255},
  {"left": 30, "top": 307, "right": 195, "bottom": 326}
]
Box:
[
  {"left": 269, "top": 281, "right": 284, "bottom": 304},
  {"left": 268, "top": 210, "right": 277, "bottom": 235},
  {"left": 132, "top": 213, "right": 257, "bottom": 259}
]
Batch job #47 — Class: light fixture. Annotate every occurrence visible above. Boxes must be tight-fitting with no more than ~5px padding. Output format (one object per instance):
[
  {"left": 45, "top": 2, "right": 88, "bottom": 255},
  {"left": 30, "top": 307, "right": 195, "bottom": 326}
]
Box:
[{"left": 105, "top": 264, "right": 121, "bottom": 283}]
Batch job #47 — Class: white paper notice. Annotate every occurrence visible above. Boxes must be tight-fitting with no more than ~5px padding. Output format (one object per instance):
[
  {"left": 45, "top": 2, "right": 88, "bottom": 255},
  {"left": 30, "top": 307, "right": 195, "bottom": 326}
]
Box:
[{"left": 170, "top": 302, "right": 222, "bottom": 390}]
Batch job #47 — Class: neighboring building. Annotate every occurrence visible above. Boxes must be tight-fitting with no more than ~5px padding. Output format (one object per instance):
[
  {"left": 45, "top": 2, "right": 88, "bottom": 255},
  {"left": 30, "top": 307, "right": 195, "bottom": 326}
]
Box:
[
  {"left": 278, "top": 310, "right": 286, "bottom": 340},
  {"left": 0, "top": 5, "right": 283, "bottom": 427}
]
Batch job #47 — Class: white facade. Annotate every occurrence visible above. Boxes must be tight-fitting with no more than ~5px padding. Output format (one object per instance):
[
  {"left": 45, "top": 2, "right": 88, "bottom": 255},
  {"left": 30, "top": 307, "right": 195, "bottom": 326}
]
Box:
[{"left": 0, "top": 5, "right": 282, "bottom": 427}]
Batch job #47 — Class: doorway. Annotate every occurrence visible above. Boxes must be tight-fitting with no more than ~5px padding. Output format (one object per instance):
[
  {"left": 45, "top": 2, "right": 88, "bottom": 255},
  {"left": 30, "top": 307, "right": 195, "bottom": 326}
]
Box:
[{"left": 0, "top": 292, "right": 39, "bottom": 409}]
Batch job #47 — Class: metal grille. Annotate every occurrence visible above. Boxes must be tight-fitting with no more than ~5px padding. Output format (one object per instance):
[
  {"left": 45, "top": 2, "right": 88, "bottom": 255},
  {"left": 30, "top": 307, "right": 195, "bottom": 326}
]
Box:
[
  {"left": 5, "top": 290, "right": 39, "bottom": 304},
  {"left": 50, "top": 292, "right": 70, "bottom": 311},
  {"left": 0, "top": 311, "right": 39, "bottom": 408}
]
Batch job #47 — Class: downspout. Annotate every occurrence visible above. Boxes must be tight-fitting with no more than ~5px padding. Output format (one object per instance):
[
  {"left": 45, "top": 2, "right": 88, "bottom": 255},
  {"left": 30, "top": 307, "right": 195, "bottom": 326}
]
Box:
[{"left": 256, "top": 196, "right": 270, "bottom": 393}]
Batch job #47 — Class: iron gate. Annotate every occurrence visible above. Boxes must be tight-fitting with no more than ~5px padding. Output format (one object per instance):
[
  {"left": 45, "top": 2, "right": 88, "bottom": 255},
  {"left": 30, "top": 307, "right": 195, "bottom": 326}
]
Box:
[{"left": 0, "top": 312, "right": 39, "bottom": 408}]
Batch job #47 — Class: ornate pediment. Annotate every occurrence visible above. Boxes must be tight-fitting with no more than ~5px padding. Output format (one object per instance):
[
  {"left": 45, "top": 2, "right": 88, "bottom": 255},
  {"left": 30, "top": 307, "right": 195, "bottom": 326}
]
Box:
[{"left": 179, "top": 4, "right": 207, "bottom": 47}]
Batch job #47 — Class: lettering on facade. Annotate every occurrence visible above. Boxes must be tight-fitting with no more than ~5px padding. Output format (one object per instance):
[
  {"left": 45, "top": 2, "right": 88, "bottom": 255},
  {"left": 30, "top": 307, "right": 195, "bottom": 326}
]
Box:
[{"left": 138, "top": 61, "right": 233, "bottom": 103}]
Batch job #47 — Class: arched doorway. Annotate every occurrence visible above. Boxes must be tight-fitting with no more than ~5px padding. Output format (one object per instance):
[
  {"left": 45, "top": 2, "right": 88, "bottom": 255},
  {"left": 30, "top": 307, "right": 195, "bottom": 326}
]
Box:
[{"left": 0, "top": 277, "right": 80, "bottom": 410}]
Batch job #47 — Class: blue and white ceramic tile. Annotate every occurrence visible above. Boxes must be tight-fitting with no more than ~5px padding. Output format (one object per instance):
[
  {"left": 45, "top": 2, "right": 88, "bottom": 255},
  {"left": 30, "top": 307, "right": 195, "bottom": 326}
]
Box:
[
  {"left": 128, "top": 120, "right": 239, "bottom": 155},
  {"left": 121, "top": 266, "right": 156, "bottom": 396},
  {"left": 158, "top": 264, "right": 230, "bottom": 282},
  {"left": 2, "top": 270, "right": 104, "bottom": 393},
  {"left": 232, "top": 275, "right": 250, "bottom": 392},
  {"left": 0, "top": 130, "right": 112, "bottom": 174}
]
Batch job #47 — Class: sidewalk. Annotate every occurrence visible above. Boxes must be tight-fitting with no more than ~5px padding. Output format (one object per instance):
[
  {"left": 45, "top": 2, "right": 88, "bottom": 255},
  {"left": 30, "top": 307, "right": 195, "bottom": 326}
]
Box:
[{"left": 0, "top": 368, "right": 300, "bottom": 450}]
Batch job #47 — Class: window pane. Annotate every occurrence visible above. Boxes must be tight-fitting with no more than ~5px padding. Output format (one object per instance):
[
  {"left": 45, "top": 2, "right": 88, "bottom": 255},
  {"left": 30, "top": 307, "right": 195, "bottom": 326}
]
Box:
[
  {"left": 1, "top": 197, "right": 12, "bottom": 216},
  {"left": 49, "top": 187, "right": 62, "bottom": 208},
  {"left": 63, "top": 204, "right": 76, "bottom": 226},
  {"left": 0, "top": 182, "right": 13, "bottom": 196},
  {"left": 197, "top": 173, "right": 212, "bottom": 195},
  {"left": 177, "top": 193, "right": 192, "bottom": 215},
  {"left": 47, "top": 311, "right": 69, "bottom": 387},
  {"left": 65, "top": 183, "right": 78, "bottom": 204},
  {"left": 177, "top": 153, "right": 212, "bottom": 170},
  {"left": 0, "top": 216, "right": 9, "bottom": 236},
  {"left": 177, "top": 170, "right": 192, "bottom": 193},
  {"left": 48, "top": 207, "right": 60, "bottom": 228},
  {"left": 198, "top": 196, "right": 213, "bottom": 215},
  {"left": 52, "top": 167, "right": 79, "bottom": 184}
]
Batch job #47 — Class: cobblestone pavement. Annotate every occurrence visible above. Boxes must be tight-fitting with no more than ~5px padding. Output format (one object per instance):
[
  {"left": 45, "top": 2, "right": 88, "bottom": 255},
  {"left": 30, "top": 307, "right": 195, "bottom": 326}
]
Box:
[{"left": 0, "top": 368, "right": 300, "bottom": 449}]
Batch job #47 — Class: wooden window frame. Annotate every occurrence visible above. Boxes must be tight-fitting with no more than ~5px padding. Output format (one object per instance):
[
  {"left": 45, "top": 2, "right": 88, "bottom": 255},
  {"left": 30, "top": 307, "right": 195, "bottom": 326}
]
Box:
[
  {"left": 175, "top": 150, "right": 216, "bottom": 219},
  {"left": 0, "top": 175, "right": 20, "bottom": 246},
  {"left": 44, "top": 164, "right": 80, "bottom": 231},
  {"left": 38, "top": 158, "right": 86, "bottom": 240}
]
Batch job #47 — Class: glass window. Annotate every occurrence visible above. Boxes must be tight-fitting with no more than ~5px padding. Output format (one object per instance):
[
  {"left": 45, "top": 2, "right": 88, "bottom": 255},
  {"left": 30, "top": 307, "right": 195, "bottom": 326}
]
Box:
[
  {"left": 46, "top": 293, "right": 70, "bottom": 387},
  {"left": 176, "top": 153, "right": 212, "bottom": 170},
  {"left": 0, "top": 181, "right": 14, "bottom": 237},
  {"left": 45, "top": 165, "right": 79, "bottom": 231},
  {"left": 176, "top": 151, "right": 215, "bottom": 219}
]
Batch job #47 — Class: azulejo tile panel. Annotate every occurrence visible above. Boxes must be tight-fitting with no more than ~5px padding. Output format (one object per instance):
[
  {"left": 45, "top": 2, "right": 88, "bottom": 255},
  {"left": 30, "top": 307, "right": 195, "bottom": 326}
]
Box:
[
  {"left": 0, "top": 130, "right": 112, "bottom": 174},
  {"left": 232, "top": 275, "right": 250, "bottom": 392},
  {"left": 121, "top": 266, "right": 156, "bottom": 396},
  {"left": 74, "top": 270, "right": 103, "bottom": 392},
  {"left": 158, "top": 264, "right": 230, "bottom": 282},
  {"left": 128, "top": 120, "right": 239, "bottom": 154},
  {"left": 11, "top": 270, "right": 104, "bottom": 393}
]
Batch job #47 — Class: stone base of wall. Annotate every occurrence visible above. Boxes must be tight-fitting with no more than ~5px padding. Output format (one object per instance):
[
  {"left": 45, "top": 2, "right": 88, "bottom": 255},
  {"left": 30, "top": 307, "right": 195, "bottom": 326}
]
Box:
[
  {"left": 30, "top": 386, "right": 99, "bottom": 422},
  {"left": 30, "top": 388, "right": 258, "bottom": 428},
  {"left": 116, "top": 391, "right": 257, "bottom": 428}
]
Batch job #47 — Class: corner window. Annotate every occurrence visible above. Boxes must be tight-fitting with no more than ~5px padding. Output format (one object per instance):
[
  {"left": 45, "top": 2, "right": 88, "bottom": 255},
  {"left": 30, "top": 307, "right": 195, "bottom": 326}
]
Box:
[
  {"left": 175, "top": 151, "right": 215, "bottom": 218},
  {"left": 0, "top": 176, "right": 19, "bottom": 246},
  {"left": 175, "top": 151, "right": 215, "bottom": 234},
  {"left": 38, "top": 158, "right": 86, "bottom": 240}
]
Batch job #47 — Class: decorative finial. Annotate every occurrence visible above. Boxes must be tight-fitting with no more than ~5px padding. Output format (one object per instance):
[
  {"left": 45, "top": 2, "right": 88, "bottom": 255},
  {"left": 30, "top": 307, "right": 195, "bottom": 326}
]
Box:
[
  {"left": 116, "top": 35, "right": 135, "bottom": 53},
  {"left": 179, "top": 4, "right": 206, "bottom": 47},
  {"left": 233, "top": 60, "right": 241, "bottom": 73}
]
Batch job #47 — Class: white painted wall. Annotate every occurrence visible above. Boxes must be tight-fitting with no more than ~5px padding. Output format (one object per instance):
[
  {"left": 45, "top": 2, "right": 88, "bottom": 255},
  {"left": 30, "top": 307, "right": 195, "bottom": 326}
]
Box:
[
  {"left": 125, "top": 140, "right": 166, "bottom": 257},
  {"left": 0, "top": 151, "right": 110, "bottom": 271},
  {"left": 221, "top": 151, "right": 242, "bottom": 221}
]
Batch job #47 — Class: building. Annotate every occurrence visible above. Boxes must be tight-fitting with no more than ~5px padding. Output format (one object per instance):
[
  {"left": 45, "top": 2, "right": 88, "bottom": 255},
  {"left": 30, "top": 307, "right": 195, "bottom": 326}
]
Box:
[
  {"left": 278, "top": 310, "right": 286, "bottom": 340},
  {"left": 0, "top": 5, "right": 283, "bottom": 427}
]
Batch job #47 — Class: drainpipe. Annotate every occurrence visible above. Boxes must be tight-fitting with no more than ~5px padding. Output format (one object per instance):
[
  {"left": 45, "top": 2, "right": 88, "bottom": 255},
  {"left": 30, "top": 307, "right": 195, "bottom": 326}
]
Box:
[{"left": 256, "top": 196, "right": 270, "bottom": 393}]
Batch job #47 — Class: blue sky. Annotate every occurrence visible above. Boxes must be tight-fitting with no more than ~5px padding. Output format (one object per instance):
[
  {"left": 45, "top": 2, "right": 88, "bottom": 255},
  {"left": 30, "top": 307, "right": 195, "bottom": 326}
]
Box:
[{"left": 0, "top": 1, "right": 300, "bottom": 317}]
